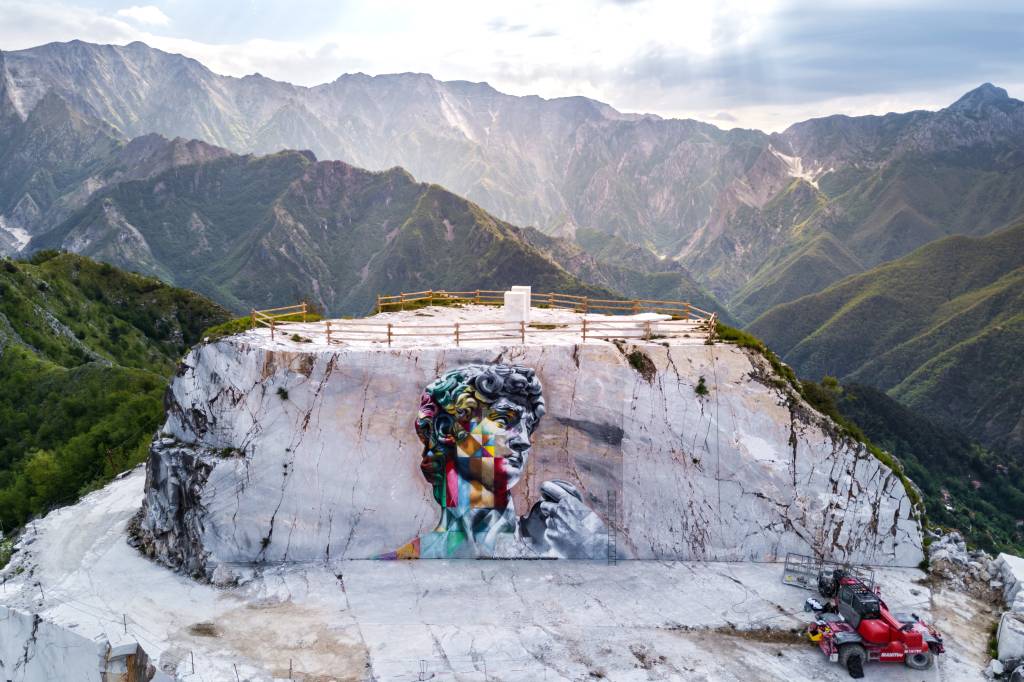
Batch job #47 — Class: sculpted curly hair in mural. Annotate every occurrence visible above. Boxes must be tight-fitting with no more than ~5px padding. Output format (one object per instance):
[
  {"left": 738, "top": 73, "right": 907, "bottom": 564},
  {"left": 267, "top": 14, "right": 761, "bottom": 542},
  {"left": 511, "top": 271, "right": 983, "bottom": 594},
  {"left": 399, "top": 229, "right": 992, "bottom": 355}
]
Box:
[{"left": 382, "top": 363, "right": 609, "bottom": 559}]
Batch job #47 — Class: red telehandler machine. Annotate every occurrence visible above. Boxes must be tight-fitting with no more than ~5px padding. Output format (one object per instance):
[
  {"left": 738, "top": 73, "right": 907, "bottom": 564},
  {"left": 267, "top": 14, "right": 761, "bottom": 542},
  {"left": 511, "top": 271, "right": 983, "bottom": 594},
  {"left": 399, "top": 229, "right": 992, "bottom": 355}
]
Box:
[{"left": 784, "top": 554, "right": 944, "bottom": 678}]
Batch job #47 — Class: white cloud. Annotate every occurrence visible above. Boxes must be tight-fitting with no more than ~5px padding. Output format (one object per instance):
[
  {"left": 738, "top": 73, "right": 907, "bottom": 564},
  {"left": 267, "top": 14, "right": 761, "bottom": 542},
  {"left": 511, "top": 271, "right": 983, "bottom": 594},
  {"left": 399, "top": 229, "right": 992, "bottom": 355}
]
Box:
[{"left": 115, "top": 5, "right": 170, "bottom": 26}]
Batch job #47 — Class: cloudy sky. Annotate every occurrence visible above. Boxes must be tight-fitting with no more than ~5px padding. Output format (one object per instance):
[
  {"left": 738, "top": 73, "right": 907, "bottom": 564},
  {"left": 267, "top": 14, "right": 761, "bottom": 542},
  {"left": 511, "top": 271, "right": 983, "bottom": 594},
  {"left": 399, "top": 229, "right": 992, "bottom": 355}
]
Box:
[{"left": 1, "top": 0, "right": 1022, "bottom": 131}]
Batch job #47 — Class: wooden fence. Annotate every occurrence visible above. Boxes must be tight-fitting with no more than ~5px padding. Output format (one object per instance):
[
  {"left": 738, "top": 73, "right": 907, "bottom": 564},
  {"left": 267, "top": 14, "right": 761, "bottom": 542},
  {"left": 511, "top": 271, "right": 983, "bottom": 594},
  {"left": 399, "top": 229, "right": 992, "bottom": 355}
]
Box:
[
  {"left": 250, "top": 302, "right": 309, "bottom": 330},
  {"left": 249, "top": 291, "right": 718, "bottom": 345},
  {"left": 250, "top": 301, "right": 717, "bottom": 346},
  {"left": 374, "top": 290, "right": 713, "bottom": 320}
]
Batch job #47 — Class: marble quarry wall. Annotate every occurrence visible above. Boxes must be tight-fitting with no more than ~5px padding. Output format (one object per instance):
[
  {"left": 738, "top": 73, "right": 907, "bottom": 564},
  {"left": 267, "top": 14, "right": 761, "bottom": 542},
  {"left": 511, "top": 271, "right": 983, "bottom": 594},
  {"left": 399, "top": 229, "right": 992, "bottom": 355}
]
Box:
[{"left": 134, "top": 331, "right": 923, "bottom": 577}]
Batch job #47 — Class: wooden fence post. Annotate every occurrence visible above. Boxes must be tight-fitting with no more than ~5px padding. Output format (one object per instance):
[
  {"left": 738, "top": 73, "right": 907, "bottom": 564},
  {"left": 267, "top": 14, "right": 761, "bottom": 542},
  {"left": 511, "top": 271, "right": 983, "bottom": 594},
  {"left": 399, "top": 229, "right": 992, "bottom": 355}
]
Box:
[
  {"left": 325, "top": 320, "right": 331, "bottom": 345},
  {"left": 376, "top": 295, "right": 381, "bottom": 315},
  {"left": 301, "top": 301, "right": 307, "bottom": 323},
  {"left": 251, "top": 310, "right": 256, "bottom": 330},
  {"left": 632, "top": 300, "right": 640, "bottom": 314},
  {"left": 429, "top": 290, "right": 434, "bottom": 306},
  {"left": 475, "top": 290, "right": 480, "bottom": 305},
  {"left": 270, "top": 319, "right": 275, "bottom": 340},
  {"left": 582, "top": 297, "right": 589, "bottom": 314},
  {"left": 520, "top": 321, "right": 526, "bottom": 344},
  {"left": 582, "top": 319, "right": 588, "bottom": 342},
  {"left": 454, "top": 323, "right": 460, "bottom": 347},
  {"left": 643, "top": 321, "right": 652, "bottom": 341},
  {"left": 387, "top": 323, "right": 393, "bottom": 347},
  {"left": 548, "top": 292, "right": 555, "bottom": 307},
  {"left": 400, "top": 292, "right": 406, "bottom": 311}
]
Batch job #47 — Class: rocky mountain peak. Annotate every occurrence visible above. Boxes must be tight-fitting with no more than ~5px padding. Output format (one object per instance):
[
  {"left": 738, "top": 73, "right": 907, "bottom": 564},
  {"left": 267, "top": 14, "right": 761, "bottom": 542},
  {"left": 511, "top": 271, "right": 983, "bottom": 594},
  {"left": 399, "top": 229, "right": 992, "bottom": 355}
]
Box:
[
  {"left": 953, "top": 82, "right": 1010, "bottom": 104},
  {"left": 947, "top": 82, "right": 1018, "bottom": 116}
]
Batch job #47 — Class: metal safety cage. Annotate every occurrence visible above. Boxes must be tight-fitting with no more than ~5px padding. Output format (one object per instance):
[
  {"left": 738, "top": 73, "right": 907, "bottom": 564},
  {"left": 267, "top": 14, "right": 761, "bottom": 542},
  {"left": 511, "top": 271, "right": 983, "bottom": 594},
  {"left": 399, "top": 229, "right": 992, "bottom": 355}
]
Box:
[{"left": 781, "top": 552, "right": 876, "bottom": 592}]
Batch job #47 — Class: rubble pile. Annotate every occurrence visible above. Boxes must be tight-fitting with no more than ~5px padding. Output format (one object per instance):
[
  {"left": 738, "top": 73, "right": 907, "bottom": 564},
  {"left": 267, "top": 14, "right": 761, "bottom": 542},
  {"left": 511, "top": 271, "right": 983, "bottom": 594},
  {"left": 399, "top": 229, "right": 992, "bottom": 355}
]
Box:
[
  {"left": 929, "top": 532, "right": 1006, "bottom": 602},
  {"left": 933, "top": 531, "right": 1024, "bottom": 677},
  {"left": 993, "top": 551, "right": 1024, "bottom": 674}
]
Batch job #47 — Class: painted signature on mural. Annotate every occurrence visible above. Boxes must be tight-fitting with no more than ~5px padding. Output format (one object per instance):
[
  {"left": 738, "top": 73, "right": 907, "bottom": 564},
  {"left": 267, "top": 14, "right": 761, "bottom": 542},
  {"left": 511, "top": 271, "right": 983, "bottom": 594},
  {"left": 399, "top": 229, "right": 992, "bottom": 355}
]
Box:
[{"left": 381, "top": 364, "right": 609, "bottom": 559}]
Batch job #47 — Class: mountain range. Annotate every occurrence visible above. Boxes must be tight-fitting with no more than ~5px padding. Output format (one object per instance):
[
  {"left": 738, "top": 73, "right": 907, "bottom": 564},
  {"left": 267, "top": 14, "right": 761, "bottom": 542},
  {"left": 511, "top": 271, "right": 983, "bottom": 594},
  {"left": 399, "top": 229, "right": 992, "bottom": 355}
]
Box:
[
  {"left": 1, "top": 39, "right": 1022, "bottom": 454},
  {"left": 4, "top": 41, "right": 1024, "bottom": 322}
]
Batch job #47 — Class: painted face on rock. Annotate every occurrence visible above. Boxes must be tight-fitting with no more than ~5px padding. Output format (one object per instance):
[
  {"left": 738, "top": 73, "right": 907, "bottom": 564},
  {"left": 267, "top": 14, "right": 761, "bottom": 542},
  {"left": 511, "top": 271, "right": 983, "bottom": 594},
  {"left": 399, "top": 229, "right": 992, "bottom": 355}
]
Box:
[
  {"left": 453, "top": 397, "right": 533, "bottom": 496},
  {"left": 415, "top": 364, "right": 544, "bottom": 513}
]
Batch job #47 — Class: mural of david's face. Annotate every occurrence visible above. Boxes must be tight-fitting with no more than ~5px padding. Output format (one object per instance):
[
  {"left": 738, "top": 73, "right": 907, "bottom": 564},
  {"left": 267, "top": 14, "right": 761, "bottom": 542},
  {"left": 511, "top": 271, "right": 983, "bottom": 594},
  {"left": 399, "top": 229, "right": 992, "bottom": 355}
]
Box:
[
  {"left": 453, "top": 396, "right": 535, "bottom": 496},
  {"left": 415, "top": 364, "right": 544, "bottom": 514},
  {"left": 385, "top": 362, "right": 611, "bottom": 561}
]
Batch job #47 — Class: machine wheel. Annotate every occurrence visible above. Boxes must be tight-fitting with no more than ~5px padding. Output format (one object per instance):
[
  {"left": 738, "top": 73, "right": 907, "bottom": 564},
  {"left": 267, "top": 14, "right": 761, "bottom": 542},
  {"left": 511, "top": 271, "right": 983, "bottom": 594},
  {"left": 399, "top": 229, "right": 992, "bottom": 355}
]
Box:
[
  {"left": 838, "top": 644, "right": 866, "bottom": 679},
  {"left": 905, "top": 650, "right": 934, "bottom": 670}
]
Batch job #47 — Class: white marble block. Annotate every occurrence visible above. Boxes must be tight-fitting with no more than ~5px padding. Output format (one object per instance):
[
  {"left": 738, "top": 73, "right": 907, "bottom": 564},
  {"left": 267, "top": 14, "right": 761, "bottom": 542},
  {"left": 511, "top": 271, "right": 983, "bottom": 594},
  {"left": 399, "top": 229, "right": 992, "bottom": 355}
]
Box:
[
  {"left": 511, "top": 285, "right": 532, "bottom": 309},
  {"left": 998, "top": 611, "right": 1024, "bottom": 661},
  {"left": 504, "top": 290, "right": 530, "bottom": 322}
]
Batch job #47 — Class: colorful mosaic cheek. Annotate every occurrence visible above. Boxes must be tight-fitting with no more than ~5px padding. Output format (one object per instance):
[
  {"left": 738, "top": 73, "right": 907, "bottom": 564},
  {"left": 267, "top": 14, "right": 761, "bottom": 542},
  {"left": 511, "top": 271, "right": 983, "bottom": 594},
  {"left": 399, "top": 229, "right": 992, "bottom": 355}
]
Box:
[{"left": 451, "top": 415, "right": 510, "bottom": 509}]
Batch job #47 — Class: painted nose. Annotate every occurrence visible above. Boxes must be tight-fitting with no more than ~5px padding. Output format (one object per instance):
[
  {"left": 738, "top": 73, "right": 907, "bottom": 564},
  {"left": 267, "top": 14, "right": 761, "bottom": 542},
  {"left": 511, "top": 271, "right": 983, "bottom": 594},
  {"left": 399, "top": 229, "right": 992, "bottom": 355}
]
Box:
[{"left": 507, "top": 432, "right": 531, "bottom": 453}]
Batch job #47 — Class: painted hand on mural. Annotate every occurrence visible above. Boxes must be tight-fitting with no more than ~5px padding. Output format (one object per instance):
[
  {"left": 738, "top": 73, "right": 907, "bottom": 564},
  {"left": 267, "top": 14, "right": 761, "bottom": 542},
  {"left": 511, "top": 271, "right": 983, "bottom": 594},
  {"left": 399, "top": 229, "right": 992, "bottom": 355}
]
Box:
[
  {"left": 520, "top": 480, "right": 610, "bottom": 559},
  {"left": 382, "top": 363, "right": 609, "bottom": 560}
]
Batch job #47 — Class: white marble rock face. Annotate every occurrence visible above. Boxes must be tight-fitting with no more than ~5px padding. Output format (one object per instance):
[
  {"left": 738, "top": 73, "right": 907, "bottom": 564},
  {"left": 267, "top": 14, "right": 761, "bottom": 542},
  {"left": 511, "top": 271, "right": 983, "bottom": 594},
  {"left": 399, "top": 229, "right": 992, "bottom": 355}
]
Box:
[
  {"left": 0, "top": 605, "right": 107, "bottom": 679},
  {"left": 136, "top": 332, "right": 923, "bottom": 575}
]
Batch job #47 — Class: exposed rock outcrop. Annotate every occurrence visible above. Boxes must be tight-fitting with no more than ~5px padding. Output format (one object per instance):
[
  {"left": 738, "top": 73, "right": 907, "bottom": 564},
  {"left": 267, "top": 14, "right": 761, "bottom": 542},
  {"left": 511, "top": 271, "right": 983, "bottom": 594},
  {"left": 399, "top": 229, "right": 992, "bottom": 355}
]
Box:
[
  {"left": 136, "top": 314, "right": 923, "bottom": 577},
  {"left": 929, "top": 531, "right": 1006, "bottom": 602},
  {"left": 0, "top": 605, "right": 155, "bottom": 681}
]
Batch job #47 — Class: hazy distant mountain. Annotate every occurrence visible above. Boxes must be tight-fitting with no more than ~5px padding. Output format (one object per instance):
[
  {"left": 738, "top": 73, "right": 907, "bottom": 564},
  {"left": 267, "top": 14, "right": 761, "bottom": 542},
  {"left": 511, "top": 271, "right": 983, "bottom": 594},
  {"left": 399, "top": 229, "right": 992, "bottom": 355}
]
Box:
[
  {"left": 0, "top": 51, "right": 230, "bottom": 252},
  {"left": 5, "top": 41, "right": 1024, "bottom": 321},
  {"left": 0, "top": 75, "right": 728, "bottom": 315},
  {"left": 749, "top": 221, "right": 1024, "bottom": 453},
  {"left": 2, "top": 42, "right": 1013, "bottom": 314}
]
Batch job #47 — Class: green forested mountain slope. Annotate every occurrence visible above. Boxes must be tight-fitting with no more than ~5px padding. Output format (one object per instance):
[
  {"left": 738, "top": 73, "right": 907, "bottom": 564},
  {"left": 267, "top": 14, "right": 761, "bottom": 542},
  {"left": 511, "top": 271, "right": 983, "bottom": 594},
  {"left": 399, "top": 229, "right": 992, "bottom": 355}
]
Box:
[
  {"left": 833, "top": 383, "right": 1023, "bottom": 553},
  {"left": 728, "top": 232, "right": 863, "bottom": 324},
  {"left": 749, "top": 221, "right": 1024, "bottom": 451},
  {"left": 32, "top": 150, "right": 617, "bottom": 315},
  {"left": 0, "top": 252, "right": 229, "bottom": 529},
  {"left": 721, "top": 143, "right": 1024, "bottom": 322}
]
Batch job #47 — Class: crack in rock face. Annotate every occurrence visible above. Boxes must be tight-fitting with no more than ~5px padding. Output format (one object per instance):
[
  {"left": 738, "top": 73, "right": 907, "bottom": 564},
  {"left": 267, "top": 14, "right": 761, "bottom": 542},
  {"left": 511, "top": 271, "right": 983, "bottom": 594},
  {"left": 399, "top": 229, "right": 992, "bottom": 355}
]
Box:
[{"left": 135, "top": 335, "right": 923, "bottom": 577}]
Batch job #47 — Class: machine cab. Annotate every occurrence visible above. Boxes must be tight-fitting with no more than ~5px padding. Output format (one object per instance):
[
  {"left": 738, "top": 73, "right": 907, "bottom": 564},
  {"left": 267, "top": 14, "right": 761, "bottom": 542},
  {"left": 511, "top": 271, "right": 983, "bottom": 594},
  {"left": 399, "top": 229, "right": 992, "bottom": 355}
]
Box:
[{"left": 837, "top": 581, "right": 881, "bottom": 629}]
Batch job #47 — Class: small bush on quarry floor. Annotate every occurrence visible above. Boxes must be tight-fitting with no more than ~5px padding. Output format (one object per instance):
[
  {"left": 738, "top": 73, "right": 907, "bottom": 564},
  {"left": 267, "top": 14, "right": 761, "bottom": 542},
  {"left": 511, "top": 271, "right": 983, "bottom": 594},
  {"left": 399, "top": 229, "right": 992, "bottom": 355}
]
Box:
[
  {"left": 378, "top": 296, "right": 481, "bottom": 312},
  {"left": 0, "top": 537, "right": 13, "bottom": 570}
]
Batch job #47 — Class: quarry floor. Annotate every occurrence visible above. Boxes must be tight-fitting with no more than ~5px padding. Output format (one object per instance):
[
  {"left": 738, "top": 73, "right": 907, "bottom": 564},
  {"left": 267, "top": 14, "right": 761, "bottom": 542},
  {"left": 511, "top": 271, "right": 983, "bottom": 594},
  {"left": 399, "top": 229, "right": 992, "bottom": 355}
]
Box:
[{"left": 1, "top": 468, "right": 993, "bottom": 682}]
